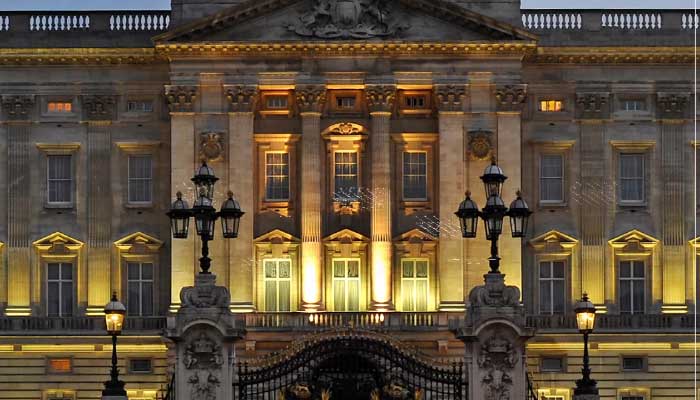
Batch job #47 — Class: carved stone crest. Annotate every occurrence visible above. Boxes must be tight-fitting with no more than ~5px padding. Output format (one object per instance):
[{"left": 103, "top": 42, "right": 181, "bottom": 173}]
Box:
[
  {"left": 288, "top": 0, "right": 409, "bottom": 39},
  {"left": 188, "top": 369, "right": 221, "bottom": 400},
  {"left": 469, "top": 273, "right": 520, "bottom": 307},
  {"left": 180, "top": 274, "right": 231, "bottom": 308},
  {"left": 467, "top": 130, "right": 493, "bottom": 160},
  {"left": 330, "top": 122, "right": 361, "bottom": 135},
  {"left": 477, "top": 336, "right": 519, "bottom": 400},
  {"left": 199, "top": 132, "right": 225, "bottom": 162},
  {"left": 184, "top": 333, "right": 224, "bottom": 370}
]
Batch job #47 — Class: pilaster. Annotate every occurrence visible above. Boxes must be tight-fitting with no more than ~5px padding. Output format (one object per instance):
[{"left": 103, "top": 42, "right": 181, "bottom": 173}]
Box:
[
  {"left": 366, "top": 85, "right": 395, "bottom": 310},
  {"left": 2, "top": 95, "right": 34, "bottom": 316},
  {"left": 296, "top": 85, "right": 326, "bottom": 310},
  {"left": 435, "top": 84, "right": 466, "bottom": 311},
  {"left": 226, "top": 85, "right": 258, "bottom": 312}
]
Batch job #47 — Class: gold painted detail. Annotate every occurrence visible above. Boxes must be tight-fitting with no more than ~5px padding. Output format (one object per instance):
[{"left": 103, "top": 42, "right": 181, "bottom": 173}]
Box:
[
  {"left": 530, "top": 46, "right": 696, "bottom": 64},
  {"left": 199, "top": 132, "right": 225, "bottom": 163},
  {"left": 0, "top": 47, "right": 161, "bottom": 65}
]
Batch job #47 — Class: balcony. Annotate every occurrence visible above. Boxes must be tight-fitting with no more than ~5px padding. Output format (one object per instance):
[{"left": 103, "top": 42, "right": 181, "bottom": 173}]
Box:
[
  {"left": 526, "top": 313, "right": 694, "bottom": 333},
  {"left": 0, "top": 316, "right": 166, "bottom": 335},
  {"left": 243, "top": 312, "right": 462, "bottom": 331}
]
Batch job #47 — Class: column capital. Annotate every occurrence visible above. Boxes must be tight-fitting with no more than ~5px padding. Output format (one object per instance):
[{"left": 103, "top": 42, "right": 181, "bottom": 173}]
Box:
[
  {"left": 494, "top": 84, "right": 527, "bottom": 112},
  {"left": 575, "top": 92, "right": 610, "bottom": 120},
  {"left": 295, "top": 85, "right": 327, "bottom": 114},
  {"left": 165, "top": 85, "right": 198, "bottom": 113},
  {"left": 656, "top": 93, "right": 690, "bottom": 120},
  {"left": 1, "top": 95, "right": 35, "bottom": 121},
  {"left": 434, "top": 84, "right": 466, "bottom": 113},
  {"left": 224, "top": 84, "right": 258, "bottom": 113},
  {"left": 82, "top": 95, "right": 116, "bottom": 121},
  {"left": 365, "top": 85, "right": 396, "bottom": 114}
]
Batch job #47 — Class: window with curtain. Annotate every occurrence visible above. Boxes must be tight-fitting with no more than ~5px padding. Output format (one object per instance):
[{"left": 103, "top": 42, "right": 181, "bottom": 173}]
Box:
[
  {"left": 263, "top": 259, "right": 291, "bottom": 312},
  {"left": 619, "top": 260, "right": 645, "bottom": 314},
  {"left": 47, "top": 263, "right": 73, "bottom": 317},
  {"left": 619, "top": 154, "right": 645, "bottom": 203},
  {"left": 265, "top": 152, "right": 290, "bottom": 201},
  {"left": 403, "top": 152, "right": 427, "bottom": 201},
  {"left": 47, "top": 155, "right": 72, "bottom": 204},
  {"left": 128, "top": 155, "right": 153, "bottom": 204},
  {"left": 539, "top": 261, "right": 566, "bottom": 314},
  {"left": 334, "top": 152, "right": 359, "bottom": 201},
  {"left": 332, "top": 258, "right": 360, "bottom": 311},
  {"left": 401, "top": 259, "right": 429, "bottom": 311},
  {"left": 540, "top": 154, "right": 563, "bottom": 203},
  {"left": 127, "top": 262, "right": 154, "bottom": 316}
]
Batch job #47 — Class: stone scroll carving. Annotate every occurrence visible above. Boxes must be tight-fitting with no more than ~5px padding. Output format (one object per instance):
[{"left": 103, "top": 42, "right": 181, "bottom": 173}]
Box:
[
  {"left": 366, "top": 85, "right": 396, "bottom": 113},
  {"left": 576, "top": 93, "right": 609, "bottom": 119},
  {"left": 657, "top": 93, "right": 688, "bottom": 119},
  {"left": 1, "top": 95, "right": 34, "bottom": 120},
  {"left": 469, "top": 273, "right": 520, "bottom": 307},
  {"left": 495, "top": 85, "right": 527, "bottom": 112},
  {"left": 288, "top": 0, "right": 409, "bottom": 39},
  {"left": 180, "top": 274, "right": 231, "bottom": 309},
  {"left": 225, "top": 85, "right": 258, "bottom": 113},
  {"left": 477, "top": 336, "right": 519, "bottom": 400},
  {"left": 166, "top": 85, "right": 198, "bottom": 113},
  {"left": 82, "top": 95, "right": 115, "bottom": 120},
  {"left": 295, "top": 85, "right": 327, "bottom": 114},
  {"left": 434, "top": 85, "right": 466, "bottom": 112}
]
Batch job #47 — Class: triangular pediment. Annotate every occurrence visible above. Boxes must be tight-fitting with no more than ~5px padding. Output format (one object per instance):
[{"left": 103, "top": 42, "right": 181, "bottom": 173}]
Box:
[
  {"left": 394, "top": 228, "right": 437, "bottom": 243},
  {"left": 155, "top": 0, "right": 536, "bottom": 44},
  {"left": 609, "top": 229, "right": 659, "bottom": 250},
  {"left": 114, "top": 232, "right": 164, "bottom": 253},
  {"left": 33, "top": 232, "right": 84, "bottom": 253},
  {"left": 324, "top": 228, "right": 369, "bottom": 242},
  {"left": 529, "top": 229, "right": 578, "bottom": 252},
  {"left": 254, "top": 229, "right": 300, "bottom": 243}
]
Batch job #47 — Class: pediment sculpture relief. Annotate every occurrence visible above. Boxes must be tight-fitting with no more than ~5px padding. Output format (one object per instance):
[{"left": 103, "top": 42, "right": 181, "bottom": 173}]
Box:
[{"left": 288, "top": 0, "right": 409, "bottom": 39}]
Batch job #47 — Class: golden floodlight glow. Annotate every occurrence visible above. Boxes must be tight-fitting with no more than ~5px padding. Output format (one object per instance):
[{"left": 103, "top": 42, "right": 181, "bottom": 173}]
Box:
[
  {"left": 371, "top": 242, "right": 392, "bottom": 306},
  {"left": 302, "top": 253, "right": 321, "bottom": 308}
]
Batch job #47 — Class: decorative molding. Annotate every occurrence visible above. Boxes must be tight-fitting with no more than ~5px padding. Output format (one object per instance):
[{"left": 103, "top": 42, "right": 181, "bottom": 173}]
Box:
[
  {"left": 35, "top": 143, "right": 81, "bottom": 154},
  {"left": 115, "top": 141, "right": 161, "bottom": 154},
  {"left": 575, "top": 92, "right": 610, "bottom": 119},
  {"left": 225, "top": 85, "right": 258, "bottom": 113},
  {"left": 0, "top": 48, "right": 161, "bottom": 66},
  {"left": 477, "top": 336, "right": 519, "bottom": 400},
  {"left": 495, "top": 85, "right": 527, "bottom": 112},
  {"left": 527, "top": 46, "right": 695, "bottom": 64},
  {"left": 199, "top": 132, "right": 225, "bottom": 163},
  {"left": 657, "top": 93, "right": 689, "bottom": 119},
  {"left": 32, "top": 231, "right": 84, "bottom": 253},
  {"left": 295, "top": 85, "right": 327, "bottom": 114},
  {"left": 529, "top": 229, "right": 578, "bottom": 253},
  {"left": 609, "top": 229, "right": 659, "bottom": 250},
  {"left": 114, "top": 232, "right": 164, "bottom": 253},
  {"left": 1, "top": 95, "right": 35, "bottom": 120},
  {"left": 434, "top": 85, "right": 466, "bottom": 112},
  {"left": 609, "top": 140, "right": 656, "bottom": 151},
  {"left": 82, "top": 95, "right": 116, "bottom": 121},
  {"left": 365, "top": 85, "right": 397, "bottom": 114},
  {"left": 165, "top": 85, "right": 198, "bottom": 113},
  {"left": 467, "top": 129, "right": 494, "bottom": 160}
]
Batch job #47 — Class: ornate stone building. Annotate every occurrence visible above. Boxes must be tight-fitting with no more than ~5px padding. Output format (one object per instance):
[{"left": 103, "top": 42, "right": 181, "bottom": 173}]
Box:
[{"left": 0, "top": 0, "right": 695, "bottom": 399}]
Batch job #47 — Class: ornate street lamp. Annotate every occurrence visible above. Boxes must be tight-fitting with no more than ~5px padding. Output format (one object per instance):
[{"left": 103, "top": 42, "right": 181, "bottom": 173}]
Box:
[
  {"left": 167, "top": 162, "right": 244, "bottom": 274},
  {"left": 455, "top": 158, "right": 532, "bottom": 274},
  {"left": 574, "top": 293, "right": 598, "bottom": 396},
  {"left": 102, "top": 293, "right": 126, "bottom": 397}
]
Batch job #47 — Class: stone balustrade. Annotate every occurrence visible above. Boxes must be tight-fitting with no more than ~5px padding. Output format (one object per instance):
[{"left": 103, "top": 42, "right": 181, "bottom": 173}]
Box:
[
  {"left": 0, "top": 11, "right": 170, "bottom": 33},
  {"left": 0, "top": 316, "right": 166, "bottom": 334},
  {"left": 521, "top": 9, "right": 694, "bottom": 31}
]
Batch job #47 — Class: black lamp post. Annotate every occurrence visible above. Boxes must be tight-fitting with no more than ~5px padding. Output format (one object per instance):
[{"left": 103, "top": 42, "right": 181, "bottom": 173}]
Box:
[
  {"left": 454, "top": 158, "right": 532, "bottom": 274},
  {"left": 102, "top": 293, "right": 126, "bottom": 397},
  {"left": 167, "top": 162, "right": 244, "bottom": 274},
  {"left": 574, "top": 293, "right": 598, "bottom": 396}
]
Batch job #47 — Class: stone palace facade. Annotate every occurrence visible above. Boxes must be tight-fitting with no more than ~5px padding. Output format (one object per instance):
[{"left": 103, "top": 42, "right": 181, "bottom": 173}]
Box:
[{"left": 0, "top": 0, "right": 696, "bottom": 399}]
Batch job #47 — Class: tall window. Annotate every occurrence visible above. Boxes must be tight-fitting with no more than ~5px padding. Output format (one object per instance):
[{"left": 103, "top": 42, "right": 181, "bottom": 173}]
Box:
[
  {"left": 263, "top": 259, "right": 291, "bottom": 312},
  {"left": 619, "top": 154, "right": 645, "bottom": 203},
  {"left": 401, "top": 259, "right": 429, "bottom": 311},
  {"left": 265, "top": 153, "right": 290, "bottom": 201},
  {"left": 128, "top": 155, "right": 153, "bottom": 204},
  {"left": 403, "top": 152, "right": 427, "bottom": 200},
  {"left": 47, "top": 263, "right": 73, "bottom": 317},
  {"left": 332, "top": 258, "right": 360, "bottom": 311},
  {"left": 540, "top": 154, "right": 563, "bottom": 203},
  {"left": 47, "top": 155, "right": 72, "bottom": 205},
  {"left": 127, "top": 262, "right": 154, "bottom": 316},
  {"left": 619, "top": 260, "right": 645, "bottom": 314},
  {"left": 539, "top": 261, "right": 565, "bottom": 314},
  {"left": 334, "top": 152, "right": 359, "bottom": 200}
]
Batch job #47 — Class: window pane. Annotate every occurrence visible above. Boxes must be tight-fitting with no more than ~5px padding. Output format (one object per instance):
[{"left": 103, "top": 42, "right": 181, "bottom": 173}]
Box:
[
  {"left": 402, "top": 280, "right": 415, "bottom": 311},
  {"left": 403, "top": 152, "right": 427, "bottom": 200},
  {"left": 60, "top": 263, "right": 72, "bottom": 280},
  {"left": 265, "top": 261, "right": 277, "bottom": 278},
  {"left": 128, "top": 282, "right": 140, "bottom": 315},
  {"left": 620, "top": 280, "right": 631, "bottom": 313},
  {"left": 278, "top": 261, "right": 291, "bottom": 278},
  {"left": 552, "top": 280, "right": 565, "bottom": 313},
  {"left": 333, "top": 281, "right": 345, "bottom": 311},
  {"left": 633, "top": 281, "right": 644, "bottom": 313},
  {"left": 128, "top": 263, "right": 140, "bottom": 280},
  {"left": 619, "top": 261, "right": 631, "bottom": 278},
  {"left": 539, "top": 262, "right": 551, "bottom": 278},
  {"left": 278, "top": 281, "right": 291, "bottom": 312},
  {"left": 415, "top": 280, "right": 428, "bottom": 312},
  {"left": 48, "top": 155, "right": 72, "bottom": 203},
  {"left": 402, "top": 261, "right": 414, "bottom": 278},
  {"left": 265, "top": 281, "right": 278, "bottom": 312},
  {"left": 539, "top": 281, "right": 551, "bottom": 314},
  {"left": 552, "top": 262, "right": 565, "bottom": 278},
  {"left": 61, "top": 282, "right": 72, "bottom": 316},
  {"left": 540, "top": 155, "right": 563, "bottom": 201},
  {"left": 265, "top": 153, "right": 290, "bottom": 201},
  {"left": 48, "top": 263, "right": 60, "bottom": 280},
  {"left": 333, "top": 261, "right": 345, "bottom": 278},
  {"left": 47, "top": 282, "right": 59, "bottom": 316},
  {"left": 633, "top": 261, "right": 645, "bottom": 278},
  {"left": 620, "top": 154, "right": 644, "bottom": 202},
  {"left": 141, "top": 282, "right": 153, "bottom": 316},
  {"left": 347, "top": 280, "right": 359, "bottom": 311},
  {"left": 347, "top": 260, "right": 359, "bottom": 278},
  {"left": 334, "top": 152, "right": 358, "bottom": 200},
  {"left": 415, "top": 260, "right": 428, "bottom": 278},
  {"left": 128, "top": 155, "right": 153, "bottom": 203}
]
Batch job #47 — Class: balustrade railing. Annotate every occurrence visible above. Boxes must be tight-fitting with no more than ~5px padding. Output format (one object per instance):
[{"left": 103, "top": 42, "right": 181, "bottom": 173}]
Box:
[
  {"left": 0, "top": 11, "right": 170, "bottom": 34},
  {"left": 526, "top": 313, "right": 691, "bottom": 331},
  {"left": 522, "top": 13, "right": 582, "bottom": 30},
  {"left": 109, "top": 14, "right": 170, "bottom": 31},
  {"left": 0, "top": 16, "right": 9, "bottom": 31},
  {"left": 601, "top": 13, "right": 662, "bottom": 29},
  {"left": 681, "top": 13, "right": 698, "bottom": 29},
  {"left": 0, "top": 316, "right": 166, "bottom": 333},
  {"left": 244, "top": 311, "right": 462, "bottom": 330},
  {"left": 29, "top": 14, "right": 90, "bottom": 31},
  {"left": 521, "top": 9, "right": 693, "bottom": 31}
]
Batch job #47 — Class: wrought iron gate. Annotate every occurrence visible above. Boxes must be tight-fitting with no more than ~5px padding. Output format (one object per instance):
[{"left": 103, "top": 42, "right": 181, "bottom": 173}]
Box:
[{"left": 234, "top": 330, "right": 466, "bottom": 400}]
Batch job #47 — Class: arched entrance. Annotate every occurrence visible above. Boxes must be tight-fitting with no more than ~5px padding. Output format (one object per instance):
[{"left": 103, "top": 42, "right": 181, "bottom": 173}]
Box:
[{"left": 234, "top": 330, "right": 465, "bottom": 400}]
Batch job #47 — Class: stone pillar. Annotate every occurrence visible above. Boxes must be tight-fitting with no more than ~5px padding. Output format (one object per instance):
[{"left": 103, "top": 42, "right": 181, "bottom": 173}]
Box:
[
  {"left": 83, "top": 96, "right": 115, "bottom": 315},
  {"left": 296, "top": 85, "right": 326, "bottom": 311},
  {"left": 225, "top": 85, "right": 258, "bottom": 312},
  {"left": 366, "top": 85, "right": 395, "bottom": 310},
  {"left": 435, "top": 85, "right": 466, "bottom": 311},
  {"left": 166, "top": 86, "right": 199, "bottom": 312},
  {"left": 2, "top": 96, "right": 34, "bottom": 316}
]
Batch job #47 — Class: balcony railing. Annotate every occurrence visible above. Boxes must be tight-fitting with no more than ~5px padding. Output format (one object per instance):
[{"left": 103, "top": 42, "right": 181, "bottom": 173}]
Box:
[
  {"left": 526, "top": 313, "right": 694, "bottom": 331},
  {"left": 520, "top": 9, "right": 695, "bottom": 31},
  {"left": 0, "top": 10, "right": 170, "bottom": 33},
  {"left": 243, "top": 312, "right": 463, "bottom": 331},
  {"left": 0, "top": 316, "right": 166, "bottom": 334}
]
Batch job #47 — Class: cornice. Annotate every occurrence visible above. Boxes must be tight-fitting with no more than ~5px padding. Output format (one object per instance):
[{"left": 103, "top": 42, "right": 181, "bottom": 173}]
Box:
[
  {"left": 528, "top": 46, "right": 695, "bottom": 64},
  {"left": 0, "top": 48, "right": 162, "bottom": 66}
]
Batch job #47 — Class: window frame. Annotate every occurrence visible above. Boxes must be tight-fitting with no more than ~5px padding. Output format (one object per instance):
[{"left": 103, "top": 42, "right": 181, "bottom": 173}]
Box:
[
  {"left": 617, "top": 153, "right": 646, "bottom": 205},
  {"left": 398, "top": 90, "right": 432, "bottom": 116},
  {"left": 620, "top": 355, "right": 647, "bottom": 372},
  {"left": 331, "top": 257, "right": 362, "bottom": 312},
  {"left": 538, "top": 99, "right": 564, "bottom": 112},
  {"left": 328, "top": 90, "right": 363, "bottom": 114},
  {"left": 259, "top": 90, "right": 293, "bottom": 117},
  {"left": 46, "top": 154, "right": 74, "bottom": 208},
  {"left": 393, "top": 133, "right": 437, "bottom": 214},
  {"left": 402, "top": 151, "right": 429, "bottom": 202},
  {"left": 539, "top": 153, "right": 565, "bottom": 204},
  {"left": 332, "top": 150, "right": 360, "bottom": 202},
  {"left": 45, "top": 261, "right": 75, "bottom": 317},
  {"left": 264, "top": 151, "right": 291, "bottom": 202},
  {"left": 255, "top": 135, "right": 299, "bottom": 216},
  {"left": 617, "top": 259, "right": 646, "bottom": 315},
  {"left": 540, "top": 355, "right": 566, "bottom": 373},
  {"left": 46, "top": 357, "right": 73, "bottom": 374},
  {"left": 262, "top": 258, "right": 293, "bottom": 312},
  {"left": 125, "top": 261, "right": 155, "bottom": 317},
  {"left": 128, "top": 358, "right": 154, "bottom": 374},
  {"left": 538, "top": 260, "right": 567, "bottom": 315},
  {"left": 400, "top": 258, "right": 430, "bottom": 312},
  {"left": 126, "top": 100, "right": 154, "bottom": 113},
  {"left": 127, "top": 154, "right": 154, "bottom": 206}
]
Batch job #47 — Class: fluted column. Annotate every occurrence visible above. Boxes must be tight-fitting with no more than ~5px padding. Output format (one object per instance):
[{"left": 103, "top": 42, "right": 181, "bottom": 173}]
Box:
[
  {"left": 366, "top": 85, "right": 395, "bottom": 310},
  {"left": 296, "top": 85, "right": 326, "bottom": 311},
  {"left": 435, "top": 85, "right": 466, "bottom": 311},
  {"left": 226, "top": 85, "right": 258, "bottom": 312},
  {"left": 166, "top": 85, "right": 198, "bottom": 311},
  {"left": 2, "top": 96, "right": 34, "bottom": 316}
]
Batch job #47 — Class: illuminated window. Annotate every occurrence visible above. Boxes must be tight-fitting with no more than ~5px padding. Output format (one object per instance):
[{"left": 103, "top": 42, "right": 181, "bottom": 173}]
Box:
[
  {"left": 539, "top": 100, "right": 563, "bottom": 112},
  {"left": 263, "top": 259, "right": 291, "bottom": 312},
  {"left": 48, "top": 101, "right": 72, "bottom": 113},
  {"left": 336, "top": 96, "right": 356, "bottom": 109},
  {"left": 619, "top": 260, "right": 645, "bottom": 314},
  {"left": 47, "top": 358, "right": 72, "bottom": 374},
  {"left": 539, "top": 261, "right": 565, "bottom": 314},
  {"left": 334, "top": 151, "right": 359, "bottom": 201},
  {"left": 405, "top": 95, "right": 426, "bottom": 108},
  {"left": 127, "top": 262, "right": 154, "bottom": 316},
  {"left": 47, "top": 155, "right": 73, "bottom": 205},
  {"left": 128, "top": 155, "right": 153, "bottom": 204},
  {"left": 619, "top": 154, "right": 645, "bottom": 203},
  {"left": 265, "top": 152, "right": 290, "bottom": 201},
  {"left": 129, "top": 358, "right": 153, "bottom": 373},
  {"left": 540, "top": 154, "right": 563, "bottom": 203},
  {"left": 127, "top": 101, "right": 153, "bottom": 113},
  {"left": 332, "top": 258, "right": 360, "bottom": 311},
  {"left": 622, "top": 99, "right": 645, "bottom": 111},
  {"left": 266, "top": 96, "right": 288, "bottom": 109},
  {"left": 401, "top": 259, "right": 429, "bottom": 311},
  {"left": 403, "top": 152, "right": 427, "bottom": 201},
  {"left": 47, "top": 263, "right": 73, "bottom": 317}
]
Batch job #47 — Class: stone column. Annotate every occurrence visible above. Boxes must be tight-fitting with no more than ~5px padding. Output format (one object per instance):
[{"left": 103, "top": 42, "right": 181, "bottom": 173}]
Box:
[
  {"left": 366, "top": 85, "right": 396, "bottom": 310},
  {"left": 296, "top": 85, "right": 326, "bottom": 311},
  {"left": 166, "top": 85, "right": 199, "bottom": 312},
  {"left": 2, "top": 96, "right": 34, "bottom": 316},
  {"left": 435, "top": 85, "right": 466, "bottom": 311},
  {"left": 83, "top": 96, "right": 115, "bottom": 315},
  {"left": 226, "top": 85, "right": 258, "bottom": 312}
]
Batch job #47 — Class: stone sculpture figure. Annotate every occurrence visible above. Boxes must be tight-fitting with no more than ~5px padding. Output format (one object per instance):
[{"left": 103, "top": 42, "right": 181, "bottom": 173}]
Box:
[
  {"left": 477, "top": 336, "right": 519, "bottom": 400},
  {"left": 188, "top": 370, "right": 220, "bottom": 400}
]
